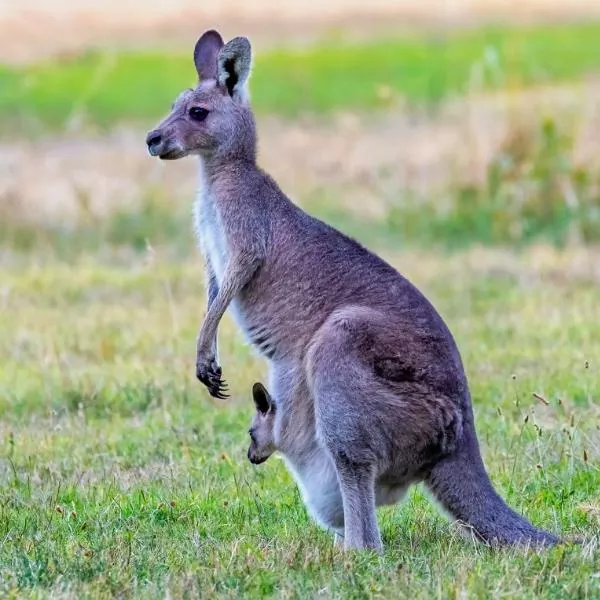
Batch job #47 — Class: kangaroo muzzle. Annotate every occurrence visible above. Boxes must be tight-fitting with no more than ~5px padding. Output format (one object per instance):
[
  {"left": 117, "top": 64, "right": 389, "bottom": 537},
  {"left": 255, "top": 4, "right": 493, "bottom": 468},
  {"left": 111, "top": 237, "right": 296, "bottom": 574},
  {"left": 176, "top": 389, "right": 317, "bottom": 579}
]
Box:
[
  {"left": 247, "top": 446, "right": 268, "bottom": 465},
  {"left": 145, "top": 130, "right": 163, "bottom": 156}
]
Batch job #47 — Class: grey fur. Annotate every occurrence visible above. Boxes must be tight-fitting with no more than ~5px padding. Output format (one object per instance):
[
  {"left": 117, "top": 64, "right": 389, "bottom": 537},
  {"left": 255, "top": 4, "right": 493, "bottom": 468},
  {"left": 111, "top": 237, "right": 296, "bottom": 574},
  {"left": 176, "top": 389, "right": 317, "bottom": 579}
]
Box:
[
  {"left": 146, "top": 29, "right": 561, "bottom": 552},
  {"left": 217, "top": 37, "right": 253, "bottom": 103},
  {"left": 193, "top": 30, "right": 224, "bottom": 82}
]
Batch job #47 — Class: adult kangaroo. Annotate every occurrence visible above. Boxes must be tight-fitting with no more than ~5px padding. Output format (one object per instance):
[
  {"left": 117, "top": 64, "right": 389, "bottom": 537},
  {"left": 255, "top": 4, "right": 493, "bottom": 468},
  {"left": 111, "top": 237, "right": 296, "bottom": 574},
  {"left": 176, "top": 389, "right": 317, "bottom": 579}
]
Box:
[{"left": 146, "top": 29, "right": 559, "bottom": 551}]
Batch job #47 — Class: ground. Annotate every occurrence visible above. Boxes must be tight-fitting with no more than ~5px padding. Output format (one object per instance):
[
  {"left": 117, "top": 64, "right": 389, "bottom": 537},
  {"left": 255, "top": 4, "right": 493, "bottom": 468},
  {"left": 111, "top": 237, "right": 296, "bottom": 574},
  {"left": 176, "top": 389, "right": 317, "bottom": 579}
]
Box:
[
  {"left": 1, "top": 245, "right": 598, "bottom": 598},
  {"left": 0, "top": 3, "right": 599, "bottom": 599}
]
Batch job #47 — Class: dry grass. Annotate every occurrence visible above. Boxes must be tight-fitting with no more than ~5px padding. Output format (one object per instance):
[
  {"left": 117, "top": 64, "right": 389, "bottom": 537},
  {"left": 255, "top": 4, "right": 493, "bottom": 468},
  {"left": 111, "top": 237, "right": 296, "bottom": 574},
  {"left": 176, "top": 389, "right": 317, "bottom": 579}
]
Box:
[
  {"left": 2, "top": 0, "right": 600, "bottom": 63},
  {"left": 2, "top": 81, "right": 599, "bottom": 226}
]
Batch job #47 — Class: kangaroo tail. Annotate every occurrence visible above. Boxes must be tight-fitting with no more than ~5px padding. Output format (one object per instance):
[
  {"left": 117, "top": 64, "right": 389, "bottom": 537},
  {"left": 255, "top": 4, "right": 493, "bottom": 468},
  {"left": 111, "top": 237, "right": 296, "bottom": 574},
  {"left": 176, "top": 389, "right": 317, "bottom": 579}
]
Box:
[{"left": 425, "top": 417, "right": 559, "bottom": 547}]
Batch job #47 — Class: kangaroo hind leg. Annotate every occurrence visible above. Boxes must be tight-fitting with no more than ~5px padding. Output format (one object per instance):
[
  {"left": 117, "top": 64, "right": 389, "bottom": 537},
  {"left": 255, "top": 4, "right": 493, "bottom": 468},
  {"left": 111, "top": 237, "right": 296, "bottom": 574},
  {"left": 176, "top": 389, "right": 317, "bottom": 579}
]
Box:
[{"left": 306, "top": 306, "right": 457, "bottom": 552}]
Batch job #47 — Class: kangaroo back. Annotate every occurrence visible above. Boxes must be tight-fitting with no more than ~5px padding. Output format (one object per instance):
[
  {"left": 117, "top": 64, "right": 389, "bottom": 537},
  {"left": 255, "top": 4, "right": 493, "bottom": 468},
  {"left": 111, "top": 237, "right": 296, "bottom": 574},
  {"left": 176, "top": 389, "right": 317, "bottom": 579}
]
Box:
[{"left": 426, "top": 410, "right": 559, "bottom": 547}]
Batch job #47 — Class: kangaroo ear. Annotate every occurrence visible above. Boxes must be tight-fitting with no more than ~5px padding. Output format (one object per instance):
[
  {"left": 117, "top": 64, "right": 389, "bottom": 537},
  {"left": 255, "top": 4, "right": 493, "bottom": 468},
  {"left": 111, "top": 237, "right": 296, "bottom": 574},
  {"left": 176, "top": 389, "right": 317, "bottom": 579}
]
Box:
[
  {"left": 217, "top": 36, "right": 252, "bottom": 103},
  {"left": 252, "top": 383, "right": 273, "bottom": 414},
  {"left": 193, "top": 29, "right": 224, "bottom": 81}
]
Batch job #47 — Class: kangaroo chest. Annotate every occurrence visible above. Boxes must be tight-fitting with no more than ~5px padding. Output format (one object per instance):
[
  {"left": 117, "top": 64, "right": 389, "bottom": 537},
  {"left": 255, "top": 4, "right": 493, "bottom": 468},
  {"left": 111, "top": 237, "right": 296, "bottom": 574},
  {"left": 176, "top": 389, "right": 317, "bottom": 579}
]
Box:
[{"left": 193, "top": 167, "right": 229, "bottom": 284}]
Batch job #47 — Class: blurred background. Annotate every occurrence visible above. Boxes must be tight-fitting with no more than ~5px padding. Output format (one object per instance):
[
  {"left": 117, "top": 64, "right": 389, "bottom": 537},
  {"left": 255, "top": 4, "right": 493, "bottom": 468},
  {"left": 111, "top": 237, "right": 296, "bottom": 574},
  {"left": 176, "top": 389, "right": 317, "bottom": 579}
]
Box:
[
  {"left": 1, "top": 2, "right": 599, "bottom": 596},
  {"left": 2, "top": 0, "right": 600, "bottom": 248}
]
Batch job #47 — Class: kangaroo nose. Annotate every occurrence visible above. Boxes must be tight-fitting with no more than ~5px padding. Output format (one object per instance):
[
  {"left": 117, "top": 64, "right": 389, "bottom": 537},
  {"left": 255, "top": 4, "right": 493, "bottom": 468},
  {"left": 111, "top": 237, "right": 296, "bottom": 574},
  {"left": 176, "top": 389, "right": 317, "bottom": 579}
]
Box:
[{"left": 146, "top": 130, "right": 162, "bottom": 155}]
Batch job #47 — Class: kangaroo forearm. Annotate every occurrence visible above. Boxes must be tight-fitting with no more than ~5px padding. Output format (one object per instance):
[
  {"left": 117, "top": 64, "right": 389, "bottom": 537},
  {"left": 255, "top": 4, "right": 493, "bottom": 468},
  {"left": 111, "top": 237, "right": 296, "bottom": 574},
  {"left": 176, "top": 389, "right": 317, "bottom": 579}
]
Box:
[
  {"left": 206, "top": 263, "right": 219, "bottom": 308},
  {"left": 198, "top": 254, "right": 261, "bottom": 349},
  {"left": 205, "top": 263, "right": 219, "bottom": 353}
]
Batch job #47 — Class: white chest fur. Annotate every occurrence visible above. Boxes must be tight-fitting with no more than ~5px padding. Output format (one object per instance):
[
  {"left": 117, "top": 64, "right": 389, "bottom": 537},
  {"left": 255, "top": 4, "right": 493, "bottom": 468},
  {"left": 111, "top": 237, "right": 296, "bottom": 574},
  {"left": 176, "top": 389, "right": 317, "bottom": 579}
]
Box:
[{"left": 193, "top": 160, "right": 228, "bottom": 284}]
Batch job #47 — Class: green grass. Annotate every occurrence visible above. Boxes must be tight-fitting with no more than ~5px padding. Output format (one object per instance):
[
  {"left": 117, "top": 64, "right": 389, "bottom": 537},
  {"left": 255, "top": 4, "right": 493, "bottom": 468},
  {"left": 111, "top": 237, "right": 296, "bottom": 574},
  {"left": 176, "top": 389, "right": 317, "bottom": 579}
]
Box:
[
  {"left": 2, "top": 21, "right": 600, "bottom": 132},
  {"left": 0, "top": 248, "right": 598, "bottom": 598}
]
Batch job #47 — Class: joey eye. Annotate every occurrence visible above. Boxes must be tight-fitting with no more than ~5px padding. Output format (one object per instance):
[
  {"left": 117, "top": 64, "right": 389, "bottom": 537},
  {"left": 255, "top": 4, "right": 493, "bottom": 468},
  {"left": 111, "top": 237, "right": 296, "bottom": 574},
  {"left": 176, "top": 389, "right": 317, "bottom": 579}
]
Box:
[{"left": 189, "top": 107, "right": 209, "bottom": 121}]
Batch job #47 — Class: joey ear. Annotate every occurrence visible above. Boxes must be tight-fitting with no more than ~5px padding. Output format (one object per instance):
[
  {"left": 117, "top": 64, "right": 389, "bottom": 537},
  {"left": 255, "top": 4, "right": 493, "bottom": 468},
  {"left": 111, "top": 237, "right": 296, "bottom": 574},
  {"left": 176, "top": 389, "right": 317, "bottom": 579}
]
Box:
[
  {"left": 193, "top": 29, "right": 224, "bottom": 81},
  {"left": 252, "top": 382, "right": 273, "bottom": 414},
  {"left": 217, "top": 36, "right": 252, "bottom": 102}
]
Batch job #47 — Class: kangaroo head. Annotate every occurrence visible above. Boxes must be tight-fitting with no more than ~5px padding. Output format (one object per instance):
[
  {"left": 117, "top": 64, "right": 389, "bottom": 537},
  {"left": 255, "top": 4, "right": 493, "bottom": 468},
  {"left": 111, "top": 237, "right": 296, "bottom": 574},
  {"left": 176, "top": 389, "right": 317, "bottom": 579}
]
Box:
[
  {"left": 146, "top": 29, "right": 256, "bottom": 161},
  {"left": 247, "top": 382, "right": 276, "bottom": 465}
]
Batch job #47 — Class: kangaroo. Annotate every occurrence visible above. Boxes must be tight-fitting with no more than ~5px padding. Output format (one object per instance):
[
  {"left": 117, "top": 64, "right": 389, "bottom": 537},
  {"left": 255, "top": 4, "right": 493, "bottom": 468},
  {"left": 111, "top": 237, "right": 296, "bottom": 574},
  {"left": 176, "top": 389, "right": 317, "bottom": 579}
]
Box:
[{"left": 146, "top": 29, "right": 560, "bottom": 551}]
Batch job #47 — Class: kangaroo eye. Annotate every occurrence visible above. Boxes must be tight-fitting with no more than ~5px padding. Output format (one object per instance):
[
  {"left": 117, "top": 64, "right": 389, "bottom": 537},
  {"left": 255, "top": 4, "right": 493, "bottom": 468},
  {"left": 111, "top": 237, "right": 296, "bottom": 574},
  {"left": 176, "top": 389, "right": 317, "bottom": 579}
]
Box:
[{"left": 189, "top": 107, "right": 209, "bottom": 121}]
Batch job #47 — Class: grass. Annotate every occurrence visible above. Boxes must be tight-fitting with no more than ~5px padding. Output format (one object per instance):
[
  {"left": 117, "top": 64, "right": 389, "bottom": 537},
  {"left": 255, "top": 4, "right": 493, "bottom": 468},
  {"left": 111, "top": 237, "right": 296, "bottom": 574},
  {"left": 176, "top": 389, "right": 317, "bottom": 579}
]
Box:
[
  {"left": 1, "top": 21, "right": 600, "bottom": 132},
  {"left": 0, "top": 246, "right": 599, "bottom": 598},
  {"left": 385, "top": 118, "right": 600, "bottom": 248},
  {"left": 1, "top": 19, "right": 599, "bottom": 598}
]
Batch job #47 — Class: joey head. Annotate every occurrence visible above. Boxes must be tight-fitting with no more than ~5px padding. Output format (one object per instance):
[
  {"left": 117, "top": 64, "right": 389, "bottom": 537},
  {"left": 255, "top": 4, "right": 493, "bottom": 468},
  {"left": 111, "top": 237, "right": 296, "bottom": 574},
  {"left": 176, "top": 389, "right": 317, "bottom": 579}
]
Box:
[{"left": 247, "top": 383, "right": 276, "bottom": 466}]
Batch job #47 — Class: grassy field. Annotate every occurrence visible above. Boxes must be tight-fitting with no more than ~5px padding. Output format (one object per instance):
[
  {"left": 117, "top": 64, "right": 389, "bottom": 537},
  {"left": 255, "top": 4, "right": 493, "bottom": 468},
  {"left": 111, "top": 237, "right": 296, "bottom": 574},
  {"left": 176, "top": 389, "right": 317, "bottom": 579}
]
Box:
[
  {"left": 1, "top": 22, "right": 600, "bottom": 132},
  {"left": 1, "top": 17, "right": 600, "bottom": 600},
  {"left": 1, "top": 245, "right": 599, "bottom": 598}
]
